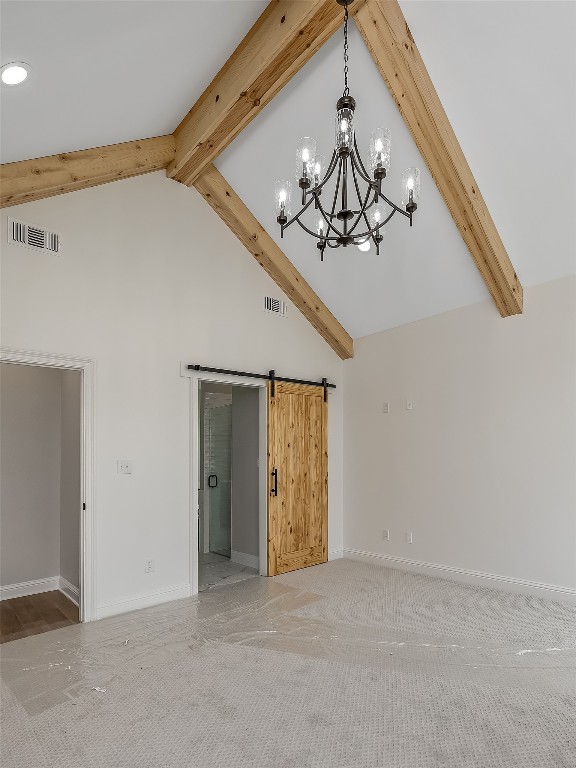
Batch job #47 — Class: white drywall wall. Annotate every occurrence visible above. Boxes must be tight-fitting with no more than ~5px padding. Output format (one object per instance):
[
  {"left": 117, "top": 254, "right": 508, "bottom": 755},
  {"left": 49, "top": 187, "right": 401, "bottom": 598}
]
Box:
[
  {"left": 231, "top": 386, "right": 259, "bottom": 559},
  {"left": 0, "top": 363, "right": 62, "bottom": 585},
  {"left": 344, "top": 277, "right": 576, "bottom": 593},
  {"left": 60, "top": 369, "right": 81, "bottom": 590},
  {"left": 1, "top": 172, "right": 344, "bottom": 615}
]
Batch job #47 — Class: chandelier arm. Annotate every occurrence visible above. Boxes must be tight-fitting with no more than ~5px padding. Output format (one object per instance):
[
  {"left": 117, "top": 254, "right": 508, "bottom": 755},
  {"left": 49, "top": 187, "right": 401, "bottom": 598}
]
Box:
[
  {"left": 307, "top": 159, "right": 346, "bottom": 240},
  {"left": 315, "top": 196, "right": 344, "bottom": 238},
  {"left": 346, "top": 188, "right": 372, "bottom": 236},
  {"left": 325, "top": 157, "right": 344, "bottom": 229},
  {"left": 350, "top": 147, "right": 375, "bottom": 186},
  {"left": 293, "top": 217, "right": 342, "bottom": 242},
  {"left": 352, "top": 134, "right": 373, "bottom": 181},
  {"left": 310, "top": 151, "right": 339, "bottom": 196},
  {"left": 349, "top": 158, "right": 374, "bottom": 239},
  {"left": 351, "top": 209, "right": 398, "bottom": 241},
  {"left": 344, "top": 160, "right": 374, "bottom": 237},
  {"left": 377, "top": 192, "right": 411, "bottom": 219},
  {"left": 311, "top": 213, "right": 398, "bottom": 246},
  {"left": 282, "top": 191, "right": 319, "bottom": 231}
]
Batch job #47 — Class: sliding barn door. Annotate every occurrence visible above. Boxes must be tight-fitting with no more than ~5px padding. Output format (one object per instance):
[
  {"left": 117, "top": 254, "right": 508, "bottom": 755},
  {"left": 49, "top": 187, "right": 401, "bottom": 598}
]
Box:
[{"left": 267, "top": 381, "right": 328, "bottom": 576}]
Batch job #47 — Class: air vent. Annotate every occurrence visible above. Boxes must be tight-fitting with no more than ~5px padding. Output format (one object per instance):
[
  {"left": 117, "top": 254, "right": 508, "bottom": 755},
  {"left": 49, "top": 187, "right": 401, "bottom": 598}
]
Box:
[
  {"left": 11, "top": 220, "right": 26, "bottom": 245},
  {"left": 264, "top": 296, "right": 287, "bottom": 318},
  {"left": 27, "top": 226, "right": 46, "bottom": 249},
  {"left": 8, "top": 218, "right": 60, "bottom": 255}
]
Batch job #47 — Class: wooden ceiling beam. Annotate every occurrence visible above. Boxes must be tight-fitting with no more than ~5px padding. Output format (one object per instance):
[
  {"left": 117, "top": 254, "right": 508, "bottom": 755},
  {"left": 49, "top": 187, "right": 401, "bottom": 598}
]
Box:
[
  {"left": 193, "top": 163, "right": 354, "bottom": 360},
  {"left": 168, "top": 0, "right": 365, "bottom": 187},
  {"left": 354, "top": 0, "right": 522, "bottom": 316},
  {"left": 0, "top": 136, "right": 175, "bottom": 208}
]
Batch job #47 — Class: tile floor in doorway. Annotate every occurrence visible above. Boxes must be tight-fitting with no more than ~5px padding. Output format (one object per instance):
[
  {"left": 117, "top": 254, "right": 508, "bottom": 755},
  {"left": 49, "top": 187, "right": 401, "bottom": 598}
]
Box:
[
  {"left": 198, "top": 551, "right": 258, "bottom": 591},
  {"left": 1, "top": 559, "right": 575, "bottom": 767}
]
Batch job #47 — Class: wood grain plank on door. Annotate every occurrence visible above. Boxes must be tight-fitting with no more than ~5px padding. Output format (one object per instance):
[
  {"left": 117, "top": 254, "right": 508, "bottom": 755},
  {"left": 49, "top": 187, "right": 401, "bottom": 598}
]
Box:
[{"left": 267, "top": 381, "right": 328, "bottom": 576}]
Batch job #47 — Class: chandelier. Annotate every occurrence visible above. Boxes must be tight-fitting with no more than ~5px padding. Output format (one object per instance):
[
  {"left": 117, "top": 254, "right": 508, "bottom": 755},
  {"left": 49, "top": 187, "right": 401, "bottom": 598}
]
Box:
[{"left": 274, "top": 0, "right": 420, "bottom": 259}]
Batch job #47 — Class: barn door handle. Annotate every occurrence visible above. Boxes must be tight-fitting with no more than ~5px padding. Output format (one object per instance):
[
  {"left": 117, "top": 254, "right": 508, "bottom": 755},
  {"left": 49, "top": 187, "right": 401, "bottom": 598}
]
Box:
[
  {"left": 271, "top": 468, "right": 278, "bottom": 497},
  {"left": 208, "top": 474, "right": 218, "bottom": 488}
]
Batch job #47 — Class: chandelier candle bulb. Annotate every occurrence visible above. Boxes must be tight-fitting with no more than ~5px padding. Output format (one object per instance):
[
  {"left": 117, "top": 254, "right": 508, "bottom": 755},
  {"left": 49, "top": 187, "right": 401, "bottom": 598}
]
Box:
[
  {"left": 357, "top": 238, "right": 371, "bottom": 252},
  {"left": 369, "top": 129, "right": 391, "bottom": 178},
  {"left": 335, "top": 98, "right": 355, "bottom": 153},
  {"left": 313, "top": 154, "right": 326, "bottom": 188},
  {"left": 369, "top": 202, "right": 386, "bottom": 229},
  {"left": 274, "top": 180, "right": 292, "bottom": 226},
  {"left": 295, "top": 137, "right": 316, "bottom": 182},
  {"left": 402, "top": 168, "right": 421, "bottom": 213}
]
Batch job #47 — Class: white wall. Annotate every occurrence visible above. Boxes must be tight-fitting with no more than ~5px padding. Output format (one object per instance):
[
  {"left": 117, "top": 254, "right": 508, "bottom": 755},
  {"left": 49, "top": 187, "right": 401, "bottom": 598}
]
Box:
[
  {"left": 60, "top": 369, "right": 81, "bottom": 590},
  {"left": 344, "top": 277, "right": 576, "bottom": 597},
  {"left": 0, "top": 363, "right": 62, "bottom": 585},
  {"left": 0, "top": 172, "right": 344, "bottom": 617},
  {"left": 231, "top": 386, "right": 259, "bottom": 559}
]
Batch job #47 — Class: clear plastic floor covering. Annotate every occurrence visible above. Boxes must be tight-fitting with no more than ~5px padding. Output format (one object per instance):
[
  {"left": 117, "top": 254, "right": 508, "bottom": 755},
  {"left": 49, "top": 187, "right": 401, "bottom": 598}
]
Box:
[{"left": 1, "top": 559, "right": 575, "bottom": 767}]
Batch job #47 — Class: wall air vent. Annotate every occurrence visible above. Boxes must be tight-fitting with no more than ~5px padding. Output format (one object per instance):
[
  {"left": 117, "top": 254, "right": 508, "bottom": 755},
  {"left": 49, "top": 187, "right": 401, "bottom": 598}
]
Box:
[
  {"left": 264, "top": 296, "right": 287, "bottom": 318},
  {"left": 8, "top": 218, "right": 60, "bottom": 254}
]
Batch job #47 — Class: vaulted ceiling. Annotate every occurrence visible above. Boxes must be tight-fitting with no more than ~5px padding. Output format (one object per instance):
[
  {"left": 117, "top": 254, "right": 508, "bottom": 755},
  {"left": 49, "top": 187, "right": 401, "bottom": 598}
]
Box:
[
  {"left": 0, "top": 1, "right": 267, "bottom": 162},
  {"left": 1, "top": 1, "right": 575, "bottom": 346}
]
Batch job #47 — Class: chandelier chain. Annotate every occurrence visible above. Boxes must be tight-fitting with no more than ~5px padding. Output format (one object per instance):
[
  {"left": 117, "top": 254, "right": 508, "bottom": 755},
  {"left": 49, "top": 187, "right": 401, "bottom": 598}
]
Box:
[{"left": 343, "top": 0, "right": 349, "bottom": 96}]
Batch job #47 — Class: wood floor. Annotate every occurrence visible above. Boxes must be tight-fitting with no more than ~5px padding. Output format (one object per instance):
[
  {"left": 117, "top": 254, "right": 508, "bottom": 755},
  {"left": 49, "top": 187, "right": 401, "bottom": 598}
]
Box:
[{"left": 0, "top": 590, "right": 79, "bottom": 644}]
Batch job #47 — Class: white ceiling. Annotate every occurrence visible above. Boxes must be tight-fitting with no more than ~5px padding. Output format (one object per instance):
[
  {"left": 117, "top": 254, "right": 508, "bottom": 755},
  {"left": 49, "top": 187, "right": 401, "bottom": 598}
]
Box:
[
  {"left": 0, "top": 0, "right": 266, "bottom": 162},
  {"left": 400, "top": 0, "right": 576, "bottom": 292},
  {"left": 1, "top": 1, "right": 575, "bottom": 338}
]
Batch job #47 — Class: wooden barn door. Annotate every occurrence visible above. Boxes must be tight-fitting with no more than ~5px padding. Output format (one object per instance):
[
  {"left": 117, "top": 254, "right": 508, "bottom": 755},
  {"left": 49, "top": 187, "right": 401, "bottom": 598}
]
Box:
[{"left": 267, "top": 381, "right": 328, "bottom": 576}]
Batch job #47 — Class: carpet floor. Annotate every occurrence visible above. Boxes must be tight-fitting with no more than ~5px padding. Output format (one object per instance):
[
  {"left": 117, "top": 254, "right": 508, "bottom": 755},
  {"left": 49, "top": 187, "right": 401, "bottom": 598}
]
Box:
[{"left": 1, "top": 559, "right": 575, "bottom": 767}]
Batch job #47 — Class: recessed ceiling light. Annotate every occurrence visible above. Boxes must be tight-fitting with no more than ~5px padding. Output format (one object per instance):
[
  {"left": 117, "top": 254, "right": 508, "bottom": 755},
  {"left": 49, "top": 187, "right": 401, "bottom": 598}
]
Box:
[{"left": 1, "top": 62, "right": 30, "bottom": 86}]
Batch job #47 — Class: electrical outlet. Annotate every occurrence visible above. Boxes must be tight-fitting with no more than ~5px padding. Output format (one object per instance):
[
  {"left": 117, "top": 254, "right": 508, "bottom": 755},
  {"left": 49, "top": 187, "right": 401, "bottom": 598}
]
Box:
[
  {"left": 382, "top": 529, "right": 389, "bottom": 541},
  {"left": 117, "top": 460, "right": 132, "bottom": 474},
  {"left": 145, "top": 559, "right": 155, "bottom": 573},
  {"left": 406, "top": 532, "right": 413, "bottom": 544},
  {"left": 406, "top": 400, "right": 413, "bottom": 410}
]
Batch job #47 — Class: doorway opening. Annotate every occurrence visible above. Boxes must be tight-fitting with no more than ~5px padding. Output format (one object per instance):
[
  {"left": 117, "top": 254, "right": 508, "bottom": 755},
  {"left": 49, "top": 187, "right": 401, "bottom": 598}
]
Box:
[
  {"left": 0, "top": 348, "right": 95, "bottom": 629},
  {"left": 198, "top": 382, "right": 261, "bottom": 591},
  {"left": 0, "top": 361, "right": 83, "bottom": 642}
]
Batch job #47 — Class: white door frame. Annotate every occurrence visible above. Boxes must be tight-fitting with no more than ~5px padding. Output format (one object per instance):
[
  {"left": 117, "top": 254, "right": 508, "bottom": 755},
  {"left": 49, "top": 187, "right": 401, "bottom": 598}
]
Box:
[
  {"left": 182, "top": 365, "right": 267, "bottom": 595},
  {"left": 0, "top": 347, "right": 96, "bottom": 622}
]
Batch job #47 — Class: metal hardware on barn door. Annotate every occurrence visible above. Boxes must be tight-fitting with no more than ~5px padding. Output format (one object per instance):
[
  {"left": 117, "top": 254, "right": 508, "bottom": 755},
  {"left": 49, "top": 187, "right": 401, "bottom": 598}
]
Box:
[
  {"left": 208, "top": 474, "right": 218, "bottom": 488},
  {"left": 271, "top": 468, "right": 278, "bottom": 497},
  {"left": 186, "top": 364, "right": 336, "bottom": 395}
]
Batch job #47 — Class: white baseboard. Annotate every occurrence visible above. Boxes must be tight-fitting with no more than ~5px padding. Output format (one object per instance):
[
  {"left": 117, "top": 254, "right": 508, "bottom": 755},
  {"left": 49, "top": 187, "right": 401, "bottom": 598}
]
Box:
[
  {"left": 328, "top": 549, "right": 343, "bottom": 561},
  {"left": 97, "top": 583, "right": 191, "bottom": 620},
  {"left": 342, "top": 548, "right": 576, "bottom": 604},
  {"left": 59, "top": 577, "right": 80, "bottom": 606},
  {"left": 230, "top": 550, "right": 259, "bottom": 569},
  {"left": 0, "top": 576, "right": 60, "bottom": 601}
]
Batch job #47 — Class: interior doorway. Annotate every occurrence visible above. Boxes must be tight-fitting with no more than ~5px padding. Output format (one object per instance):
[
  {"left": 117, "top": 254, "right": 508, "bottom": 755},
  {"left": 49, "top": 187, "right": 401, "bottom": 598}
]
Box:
[
  {"left": 0, "top": 361, "right": 82, "bottom": 641},
  {"left": 187, "top": 365, "right": 331, "bottom": 594},
  {"left": 198, "top": 382, "right": 261, "bottom": 591}
]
